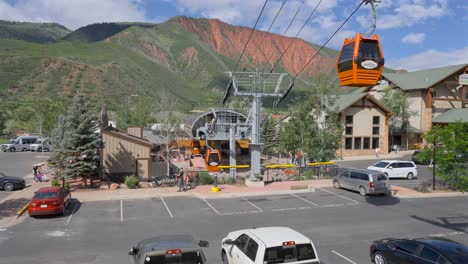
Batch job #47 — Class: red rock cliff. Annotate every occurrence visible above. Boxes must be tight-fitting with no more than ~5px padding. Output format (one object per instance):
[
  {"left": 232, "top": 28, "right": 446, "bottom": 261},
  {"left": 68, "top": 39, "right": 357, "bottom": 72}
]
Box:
[{"left": 178, "top": 17, "right": 335, "bottom": 77}]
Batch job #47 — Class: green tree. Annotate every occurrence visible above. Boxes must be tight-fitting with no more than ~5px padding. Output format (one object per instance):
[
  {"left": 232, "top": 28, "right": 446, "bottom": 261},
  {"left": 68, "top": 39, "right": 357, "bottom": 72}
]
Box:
[
  {"left": 49, "top": 114, "right": 67, "bottom": 186},
  {"left": 115, "top": 96, "right": 156, "bottom": 130},
  {"left": 280, "top": 74, "right": 343, "bottom": 162},
  {"left": 261, "top": 114, "right": 278, "bottom": 154},
  {"left": 61, "top": 92, "right": 100, "bottom": 186},
  {"left": 381, "top": 88, "right": 414, "bottom": 148},
  {"left": 418, "top": 122, "right": 468, "bottom": 192}
]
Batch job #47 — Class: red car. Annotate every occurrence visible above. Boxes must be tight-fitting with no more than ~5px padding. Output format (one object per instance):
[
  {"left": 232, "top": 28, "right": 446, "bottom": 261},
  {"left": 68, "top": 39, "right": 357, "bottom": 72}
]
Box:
[{"left": 28, "top": 187, "right": 71, "bottom": 216}]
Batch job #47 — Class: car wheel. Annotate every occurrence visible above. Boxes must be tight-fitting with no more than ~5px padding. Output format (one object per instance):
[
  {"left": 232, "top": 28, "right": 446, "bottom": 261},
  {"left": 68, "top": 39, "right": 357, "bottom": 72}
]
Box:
[
  {"left": 373, "top": 251, "right": 386, "bottom": 264},
  {"left": 3, "top": 183, "right": 14, "bottom": 191},
  {"left": 359, "top": 186, "right": 367, "bottom": 196},
  {"left": 37, "top": 148, "right": 42, "bottom": 152},
  {"left": 407, "top": 172, "right": 414, "bottom": 180},
  {"left": 9, "top": 147, "right": 15, "bottom": 152},
  {"left": 221, "top": 250, "right": 229, "bottom": 264},
  {"left": 384, "top": 172, "right": 389, "bottom": 178},
  {"left": 334, "top": 180, "right": 341, "bottom": 189}
]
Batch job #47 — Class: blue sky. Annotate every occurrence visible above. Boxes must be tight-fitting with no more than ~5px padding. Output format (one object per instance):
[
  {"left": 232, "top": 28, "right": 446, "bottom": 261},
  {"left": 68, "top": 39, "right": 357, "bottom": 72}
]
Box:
[{"left": 1, "top": 0, "right": 467, "bottom": 71}]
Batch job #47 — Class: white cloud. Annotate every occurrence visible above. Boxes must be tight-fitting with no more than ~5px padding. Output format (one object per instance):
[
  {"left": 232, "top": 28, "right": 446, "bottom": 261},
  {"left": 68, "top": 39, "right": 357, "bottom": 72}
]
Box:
[
  {"left": 0, "top": 0, "right": 148, "bottom": 29},
  {"left": 387, "top": 46, "right": 468, "bottom": 71},
  {"left": 401, "top": 32, "right": 425, "bottom": 44},
  {"left": 357, "top": 0, "right": 449, "bottom": 30}
]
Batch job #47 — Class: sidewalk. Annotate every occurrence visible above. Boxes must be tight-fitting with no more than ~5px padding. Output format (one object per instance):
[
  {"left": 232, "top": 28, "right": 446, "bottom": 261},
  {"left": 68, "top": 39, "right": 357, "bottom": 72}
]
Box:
[
  {"left": 72, "top": 179, "right": 334, "bottom": 202},
  {"left": 335, "top": 150, "right": 414, "bottom": 161}
]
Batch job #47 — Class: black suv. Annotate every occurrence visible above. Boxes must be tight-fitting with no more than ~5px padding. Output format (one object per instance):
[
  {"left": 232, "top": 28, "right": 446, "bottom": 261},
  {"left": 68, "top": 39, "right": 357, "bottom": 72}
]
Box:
[
  {"left": 129, "top": 234, "right": 209, "bottom": 264},
  {"left": 370, "top": 237, "right": 468, "bottom": 264}
]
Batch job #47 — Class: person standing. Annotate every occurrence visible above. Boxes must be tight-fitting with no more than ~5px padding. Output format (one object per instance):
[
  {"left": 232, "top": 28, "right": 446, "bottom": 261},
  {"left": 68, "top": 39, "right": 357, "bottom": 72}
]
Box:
[
  {"left": 375, "top": 147, "right": 380, "bottom": 158},
  {"left": 33, "top": 165, "right": 38, "bottom": 182},
  {"left": 177, "top": 171, "right": 185, "bottom": 192}
]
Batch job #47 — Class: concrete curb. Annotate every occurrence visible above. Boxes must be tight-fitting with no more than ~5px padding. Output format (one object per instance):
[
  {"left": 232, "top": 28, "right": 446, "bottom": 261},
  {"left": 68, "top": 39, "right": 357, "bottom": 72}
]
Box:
[{"left": 395, "top": 191, "right": 468, "bottom": 199}]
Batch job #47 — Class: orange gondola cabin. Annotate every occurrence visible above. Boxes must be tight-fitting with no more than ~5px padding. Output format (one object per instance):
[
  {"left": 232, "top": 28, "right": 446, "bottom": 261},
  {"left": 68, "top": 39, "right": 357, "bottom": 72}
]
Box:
[
  {"left": 205, "top": 149, "right": 221, "bottom": 173},
  {"left": 191, "top": 140, "right": 201, "bottom": 156},
  {"left": 336, "top": 33, "right": 384, "bottom": 87}
]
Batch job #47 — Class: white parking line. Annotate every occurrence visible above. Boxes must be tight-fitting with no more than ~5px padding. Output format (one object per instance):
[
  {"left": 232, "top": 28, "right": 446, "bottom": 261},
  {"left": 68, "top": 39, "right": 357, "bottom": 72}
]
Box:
[
  {"left": 160, "top": 197, "right": 174, "bottom": 218},
  {"left": 290, "top": 193, "right": 319, "bottom": 207},
  {"left": 120, "top": 200, "right": 123, "bottom": 222},
  {"left": 321, "top": 203, "right": 345, "bottom": 208},
  {"left": 317, "top": 188, "right": 359, "bottom": 204},
  {"left": 242, "top": 198, "right": 263, "bottom": 212},
  {"left": 221, "top": 211, "right": 261, "bottom": 216},
  {"left": 201, "top": 198, "right": 220, "bottom": 215},
  {"left": 66, "top": 202, "right": 79, "bottom": 225},
  {"left": 331, "top": 250, "right": 358, "bottom": 264},
  {"left": 272, "top": 208, "right": 296, "bottom": 212}
]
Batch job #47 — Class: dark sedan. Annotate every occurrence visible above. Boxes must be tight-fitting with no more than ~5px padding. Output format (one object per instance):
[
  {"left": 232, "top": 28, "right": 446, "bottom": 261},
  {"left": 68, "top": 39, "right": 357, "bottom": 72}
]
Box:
[
  {"left": 370, "top": 237, "right": 468, "bottom": 264},
  {"left": 0, "top": 173, "right": 26, "bottom": 191}
]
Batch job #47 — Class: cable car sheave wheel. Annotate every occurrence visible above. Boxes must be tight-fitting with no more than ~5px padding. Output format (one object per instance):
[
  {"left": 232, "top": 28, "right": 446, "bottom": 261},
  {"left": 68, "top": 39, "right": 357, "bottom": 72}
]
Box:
[{"left": 336, "top": 32, "right": 384, "bottom": 87}]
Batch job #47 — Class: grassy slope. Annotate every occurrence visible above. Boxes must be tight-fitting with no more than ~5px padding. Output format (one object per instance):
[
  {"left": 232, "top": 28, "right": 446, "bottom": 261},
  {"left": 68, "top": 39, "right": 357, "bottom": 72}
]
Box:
[{"left": 0, "top": 20, "right": 70, "bottom": 43}]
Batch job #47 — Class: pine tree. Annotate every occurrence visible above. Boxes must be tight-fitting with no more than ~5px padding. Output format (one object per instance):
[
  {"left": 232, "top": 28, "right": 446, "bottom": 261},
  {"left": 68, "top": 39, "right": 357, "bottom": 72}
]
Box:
[
  {"left": 61, "top": 92, "right": 100, "bottom": 186},
  {"left": 261, "top": 115, "right": 278, "bottom": 155},
  {"left": 49, "top": 114, "right": 67, "bottom": 185}
]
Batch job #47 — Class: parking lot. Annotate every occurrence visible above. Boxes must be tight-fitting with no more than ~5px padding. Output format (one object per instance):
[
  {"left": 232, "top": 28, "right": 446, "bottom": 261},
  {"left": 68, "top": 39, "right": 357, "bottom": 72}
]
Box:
[
  {"left": 335, "top": 153, "right": 434, "bottom": 190},
  {"left": 0, "top": 151, "right": 50, "bottom": 202},
  {"left": 0, "top": 187, "right": 466, "bottom": 264}
]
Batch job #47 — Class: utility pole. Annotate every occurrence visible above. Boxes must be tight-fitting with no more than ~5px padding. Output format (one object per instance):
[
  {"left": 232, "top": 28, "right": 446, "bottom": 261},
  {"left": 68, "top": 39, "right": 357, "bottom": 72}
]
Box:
[{"left": 433, "top": 138, "right": 436, "bottom": 191}]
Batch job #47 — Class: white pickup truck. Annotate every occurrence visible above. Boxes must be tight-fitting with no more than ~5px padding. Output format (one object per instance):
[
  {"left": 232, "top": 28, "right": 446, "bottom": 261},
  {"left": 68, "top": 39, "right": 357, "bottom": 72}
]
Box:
[{"left": 221, "top": 227, "right": 320, "bottom": 264}]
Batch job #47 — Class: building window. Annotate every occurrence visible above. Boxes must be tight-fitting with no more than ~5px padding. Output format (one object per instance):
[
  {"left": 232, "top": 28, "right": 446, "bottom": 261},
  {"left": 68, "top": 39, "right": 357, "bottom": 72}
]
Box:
[
  {"left": 372, "top": 137, "right": 379, "bottom": 149},
  {"left": 372, "top": 126, "right": 380, "bottom": 135},
  {"left": 373, "top": 116, "right": 380, "bottom": 125},
  {"left": 363, "top": 137, "right": 370, "bottom": 149},
  {"left": 345, "top": 138, "right": 352, "bottom": 149},
  {"left": 346, "top": 115, "right": 353, "bottom": 125},
  {"left": 354, "top": 137, "right": 361, "bottom": 150},
  {"left": 345, "top": 127, "right": 353, "bottom": 135},
  {"left": 432, "top": 91, "right": 437, "bottom": 98}
]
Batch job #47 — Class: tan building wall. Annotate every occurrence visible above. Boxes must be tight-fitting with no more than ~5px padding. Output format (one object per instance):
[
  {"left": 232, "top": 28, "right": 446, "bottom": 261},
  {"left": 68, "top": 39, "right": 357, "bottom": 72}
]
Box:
[
  {"left": 101, "top": 132, "right": 151, "bottom": 181},
  {"left": 338, "top": 101, "right": 389, "bottom": 157},
  {"left": 406, "top": 90, "right": 424, "bottom": 131},
  {"left": 127, "top": 126, "right": 143, "bottom": 138}
]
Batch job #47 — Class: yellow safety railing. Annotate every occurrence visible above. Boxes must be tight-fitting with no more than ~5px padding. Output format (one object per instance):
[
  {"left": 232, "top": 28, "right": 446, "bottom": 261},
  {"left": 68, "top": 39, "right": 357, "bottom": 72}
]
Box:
[
  {"left": 265, "top": 164, "right": 295, "bottom": 169},
  {"left": 218, "top": 165, "right": 250, "bottom": 169},
  {"left": 307, "top": 161, "right": 335, "bottom": 166}
]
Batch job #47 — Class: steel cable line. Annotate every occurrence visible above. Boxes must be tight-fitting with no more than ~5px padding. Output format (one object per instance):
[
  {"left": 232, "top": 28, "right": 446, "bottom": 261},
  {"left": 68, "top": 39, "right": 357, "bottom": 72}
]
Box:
[
  {"left": 292, "top": 0, "right": 366, "bottom": 81},
  {"left": 230, "top": 0, "right": 270, "bottom": 76},
  {"left": 244, "top": 0, "right": 288, "bottom": 71},
  {"left": 268, "top": 0, "right": 324, "bottom": 73}
]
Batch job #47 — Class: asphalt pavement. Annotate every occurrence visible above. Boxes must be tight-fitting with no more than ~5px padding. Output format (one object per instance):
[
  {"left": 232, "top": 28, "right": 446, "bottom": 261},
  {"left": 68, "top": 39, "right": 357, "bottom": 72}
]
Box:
[
  {"left": 0, "top": 151, "right": 50, "bottom": 202},
  {"left": 0, "top": 187, "right": 466, "bottom": 264},
  {"left": 335, "top": 153, "right": 434, "bottom": 190}
]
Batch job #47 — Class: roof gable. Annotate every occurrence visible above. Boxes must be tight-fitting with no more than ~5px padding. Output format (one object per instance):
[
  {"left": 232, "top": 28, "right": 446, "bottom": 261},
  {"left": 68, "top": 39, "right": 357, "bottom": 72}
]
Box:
[
  {"left": 327, "top": 93, "right": 392, "bottom": 114},
  {"left": 382, "top": 64, "right": 467, "bottom": 91},
  {"left": 432, "top": 109, "right": 468, "bottom": 123}
]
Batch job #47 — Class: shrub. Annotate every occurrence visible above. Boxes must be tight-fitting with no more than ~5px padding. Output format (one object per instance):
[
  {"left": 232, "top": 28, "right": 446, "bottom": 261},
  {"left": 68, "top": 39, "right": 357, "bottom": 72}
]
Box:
[
  {"left": 64, "top": 182, "right": 71, "bottom": 191},
  {"left": 51, "top": 178, "right": 60, "bottom": 187},
  {"left": 125, "top": 175, "right": 140, "bottom": 189},
  {"left": 199, "top": 172, "right": 214, "bottom": 185}
]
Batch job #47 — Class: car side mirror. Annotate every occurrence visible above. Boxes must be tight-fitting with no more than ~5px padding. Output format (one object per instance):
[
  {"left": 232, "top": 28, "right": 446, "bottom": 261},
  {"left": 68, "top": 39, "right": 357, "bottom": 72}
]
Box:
[
  {"left": 388, "top": 244, "right": 397, "bottom": 251},
  {"left": 388, "top": 166, "right": 393, "bottom": 169},
  {"left": 198, "top": 240, "right": 209, "bottom": 247},
  {"left": 223, "top": 239, "right": 234, "bottom": 246}
]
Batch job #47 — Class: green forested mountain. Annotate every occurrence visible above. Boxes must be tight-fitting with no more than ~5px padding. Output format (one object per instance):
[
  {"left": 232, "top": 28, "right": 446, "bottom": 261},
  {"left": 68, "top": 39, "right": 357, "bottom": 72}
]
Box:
[{"left": 0, "top": 20, "right": 71, "bottom": 43}]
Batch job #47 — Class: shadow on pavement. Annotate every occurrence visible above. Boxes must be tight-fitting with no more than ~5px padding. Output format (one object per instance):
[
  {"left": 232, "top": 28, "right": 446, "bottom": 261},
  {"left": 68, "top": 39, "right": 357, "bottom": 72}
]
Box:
[
  {"left": 365, "top": 194, "right": 400, "bottom": 206},
  {"left": 411, "top": 215, "right": 468, "bottom": 233},
  {"left": 0, "top": 198, "right": 30, "bottom": 219},
  {"left": 29, "top": 198, "right": 82, "bottom": 220}
]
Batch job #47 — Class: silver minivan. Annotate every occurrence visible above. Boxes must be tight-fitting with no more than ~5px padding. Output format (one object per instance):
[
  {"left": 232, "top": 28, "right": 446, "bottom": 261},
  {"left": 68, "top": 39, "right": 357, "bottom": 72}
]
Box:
[
  {"left": 333, "top": 168, "right": 391, "bottom": 196},
  {"left": 0, "top": 136, "right": 39, "bottom": 152}
]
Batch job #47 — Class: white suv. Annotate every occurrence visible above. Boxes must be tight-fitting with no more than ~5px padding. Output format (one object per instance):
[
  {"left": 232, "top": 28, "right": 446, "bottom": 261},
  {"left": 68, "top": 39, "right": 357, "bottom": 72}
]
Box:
[
  {"left": 368, "top": 160, "right": 418, "bottom": 180},
  {"left": 221, "top": 227, "right": 320, "bottom": 264}
]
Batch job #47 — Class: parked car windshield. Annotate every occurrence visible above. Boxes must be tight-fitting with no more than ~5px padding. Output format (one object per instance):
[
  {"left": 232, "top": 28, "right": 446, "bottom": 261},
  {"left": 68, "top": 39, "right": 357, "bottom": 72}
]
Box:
[
  {"left": 264, "top": 244, "right": 316, "bottom": 263},
  {"left": 34, "top": 192, "right": 59, "bottom": 199},
  {"left": 372, "top": 162, "right": 389, "bottom": 168},
  {"left": 144, "top": 252, "right": 205, "bottom": 264}
]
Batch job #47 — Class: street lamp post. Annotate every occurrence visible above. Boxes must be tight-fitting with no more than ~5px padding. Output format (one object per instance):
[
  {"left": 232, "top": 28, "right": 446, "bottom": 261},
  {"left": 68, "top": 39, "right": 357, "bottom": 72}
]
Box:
[{"left": 432, "top": 138, "right": 436, "bottom": 191}]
